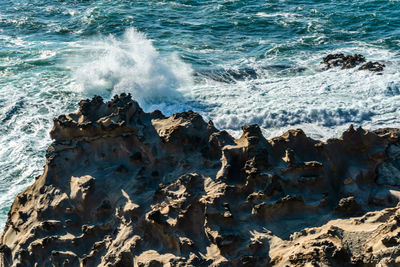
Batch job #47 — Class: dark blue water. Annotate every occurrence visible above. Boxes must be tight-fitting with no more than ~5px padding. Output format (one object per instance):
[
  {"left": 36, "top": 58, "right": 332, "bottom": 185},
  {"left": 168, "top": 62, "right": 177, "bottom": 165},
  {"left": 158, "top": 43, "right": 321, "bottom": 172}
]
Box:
[{"left": 1, "top": 0, "right": 400, "bottom": 229}]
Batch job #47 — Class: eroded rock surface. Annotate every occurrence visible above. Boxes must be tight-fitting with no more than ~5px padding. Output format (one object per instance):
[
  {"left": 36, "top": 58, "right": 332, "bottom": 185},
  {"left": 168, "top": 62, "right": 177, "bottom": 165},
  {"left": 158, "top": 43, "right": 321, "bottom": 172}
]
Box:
[{"left": 1, "top": 94, "right": 400, "bottom": 266}]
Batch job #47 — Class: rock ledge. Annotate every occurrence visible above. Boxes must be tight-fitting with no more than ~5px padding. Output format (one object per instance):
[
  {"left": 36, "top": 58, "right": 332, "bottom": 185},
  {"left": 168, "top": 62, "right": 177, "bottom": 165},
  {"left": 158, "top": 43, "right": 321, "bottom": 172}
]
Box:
[{"left": 1, "top": 94, "right": 400, "bottom": 266}]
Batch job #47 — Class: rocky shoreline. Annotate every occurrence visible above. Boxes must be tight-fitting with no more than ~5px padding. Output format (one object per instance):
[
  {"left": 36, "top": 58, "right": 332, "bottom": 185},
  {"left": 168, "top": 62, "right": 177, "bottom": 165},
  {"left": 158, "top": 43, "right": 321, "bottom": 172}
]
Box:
[{"left": 1, "top": 93, "right": 400, "bottom": 266}]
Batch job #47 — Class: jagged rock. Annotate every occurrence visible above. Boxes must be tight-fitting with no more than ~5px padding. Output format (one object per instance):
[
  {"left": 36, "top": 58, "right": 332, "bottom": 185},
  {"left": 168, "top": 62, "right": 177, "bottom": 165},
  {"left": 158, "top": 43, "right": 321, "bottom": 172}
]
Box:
[
  {"left": 359, "top": 61, "right": 385, "bottom": 72},
  {"left": 1, "top": 94, "right": 400, "bottom": 266},
  {"left": 322, "top": 53, "right": 385, "bottom": 72},
  {"left": 377, "top": 143, "right": 400, "bottom": 186},
  {"left": 322, "top": 53, "right": 365, "bottom": 69},
  {"left": 334, "top": 196, "right": 363, "bottom": 216}
]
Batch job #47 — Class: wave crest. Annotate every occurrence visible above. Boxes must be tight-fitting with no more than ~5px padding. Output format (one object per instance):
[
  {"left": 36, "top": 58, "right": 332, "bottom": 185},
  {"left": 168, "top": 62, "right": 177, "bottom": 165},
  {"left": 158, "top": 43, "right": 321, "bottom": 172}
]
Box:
[{"left": 73, "top": 28, "right": 193, "bottom": 109}]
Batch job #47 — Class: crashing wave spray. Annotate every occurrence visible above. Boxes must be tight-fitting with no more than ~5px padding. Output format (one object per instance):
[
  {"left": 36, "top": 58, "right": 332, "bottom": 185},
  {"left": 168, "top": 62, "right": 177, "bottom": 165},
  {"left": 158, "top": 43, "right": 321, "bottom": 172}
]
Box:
[{"left": 73, "top": 28, "right": 193, "bottom": 111}]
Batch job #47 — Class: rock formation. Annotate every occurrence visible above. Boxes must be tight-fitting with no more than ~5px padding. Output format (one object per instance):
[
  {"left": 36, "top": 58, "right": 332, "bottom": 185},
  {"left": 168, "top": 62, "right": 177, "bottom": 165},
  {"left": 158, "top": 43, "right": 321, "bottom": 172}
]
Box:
[
  {"left": 322, "top": 53, "right": 385, "bottom": 72},
  {"left": 1, "top": 94, "right": 400, "bottom": 266}
]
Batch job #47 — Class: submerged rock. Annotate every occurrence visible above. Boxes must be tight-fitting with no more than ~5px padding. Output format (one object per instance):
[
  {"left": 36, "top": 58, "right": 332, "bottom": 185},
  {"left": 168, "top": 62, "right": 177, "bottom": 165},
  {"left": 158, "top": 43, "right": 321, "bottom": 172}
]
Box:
[{"left": 1, "top": 94, "right": 400, "bottom": 266}]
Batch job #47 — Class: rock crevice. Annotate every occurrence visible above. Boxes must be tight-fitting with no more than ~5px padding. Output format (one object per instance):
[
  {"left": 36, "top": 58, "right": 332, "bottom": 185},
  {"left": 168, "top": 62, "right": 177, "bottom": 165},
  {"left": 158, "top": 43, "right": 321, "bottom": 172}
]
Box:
[{"left": 1, "top": 94, "right": 400, "bottom": 266}]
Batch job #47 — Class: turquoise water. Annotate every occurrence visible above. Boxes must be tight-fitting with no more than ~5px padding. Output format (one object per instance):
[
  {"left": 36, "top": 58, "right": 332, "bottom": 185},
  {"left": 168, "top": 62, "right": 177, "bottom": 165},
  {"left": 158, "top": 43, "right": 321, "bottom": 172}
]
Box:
[{"left": 0, "top": 0, "right": 400, "bottom": 229}]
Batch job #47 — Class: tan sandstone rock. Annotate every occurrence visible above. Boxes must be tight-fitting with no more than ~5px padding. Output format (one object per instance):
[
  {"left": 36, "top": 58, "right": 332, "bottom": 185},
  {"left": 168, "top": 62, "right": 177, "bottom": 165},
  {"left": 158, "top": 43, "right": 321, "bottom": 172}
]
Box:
[{"left": 1, "top": 94, "right": 400, "bottom": 266}]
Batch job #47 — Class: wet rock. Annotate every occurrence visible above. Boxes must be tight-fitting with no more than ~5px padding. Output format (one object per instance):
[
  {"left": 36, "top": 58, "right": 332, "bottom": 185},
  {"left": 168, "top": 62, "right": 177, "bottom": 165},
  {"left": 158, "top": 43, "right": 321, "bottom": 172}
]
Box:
[
  {"left": 322, "top": 53, "right": 365, "bottom": 69},
  {"left": 359, "top": 61, "right": 385, "bottom": 72},
  {"left": 322, "top": 53, "right": 385, "bottom": 72}
]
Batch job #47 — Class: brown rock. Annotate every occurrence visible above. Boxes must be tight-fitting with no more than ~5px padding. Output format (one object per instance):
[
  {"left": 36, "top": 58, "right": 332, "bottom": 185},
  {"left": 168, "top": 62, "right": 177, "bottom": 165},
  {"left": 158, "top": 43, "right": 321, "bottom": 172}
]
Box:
[{"left": 1, "top": 94, "right": 400, "bottom": 266}]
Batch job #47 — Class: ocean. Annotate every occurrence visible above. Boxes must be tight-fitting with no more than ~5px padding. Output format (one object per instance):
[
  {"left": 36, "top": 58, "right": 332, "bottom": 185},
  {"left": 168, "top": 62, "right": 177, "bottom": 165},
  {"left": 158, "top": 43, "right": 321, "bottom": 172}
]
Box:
[{"left": 0, "top": 0, "right": 399, "bottom": 229}]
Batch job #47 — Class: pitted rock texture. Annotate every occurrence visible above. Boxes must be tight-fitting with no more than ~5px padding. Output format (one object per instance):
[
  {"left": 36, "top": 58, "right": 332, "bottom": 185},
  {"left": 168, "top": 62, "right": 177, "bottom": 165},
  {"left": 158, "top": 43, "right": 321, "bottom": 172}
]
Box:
[{"left": 1, "top": 94, "right": 400, "bottom": 266}]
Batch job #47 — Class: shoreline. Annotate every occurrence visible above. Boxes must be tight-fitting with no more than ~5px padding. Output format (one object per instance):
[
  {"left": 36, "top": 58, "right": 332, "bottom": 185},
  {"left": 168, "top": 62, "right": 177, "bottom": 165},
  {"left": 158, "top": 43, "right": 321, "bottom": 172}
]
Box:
[{"left": 1, "top": 93, "right": 400, "bottom": 266}]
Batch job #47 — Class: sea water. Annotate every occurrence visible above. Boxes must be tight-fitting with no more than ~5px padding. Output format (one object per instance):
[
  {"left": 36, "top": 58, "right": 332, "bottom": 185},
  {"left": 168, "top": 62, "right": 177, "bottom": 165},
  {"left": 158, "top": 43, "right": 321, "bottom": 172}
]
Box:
[{"left": 0, "top": 0, "right": 399, "bottom": 229}]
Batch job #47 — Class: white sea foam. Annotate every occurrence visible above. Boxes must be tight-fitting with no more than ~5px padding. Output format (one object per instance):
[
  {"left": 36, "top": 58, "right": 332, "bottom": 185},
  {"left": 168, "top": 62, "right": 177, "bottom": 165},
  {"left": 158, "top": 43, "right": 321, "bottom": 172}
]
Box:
[
  {"left": 185, "top": 45, "right": 400, "bottom": 139},
  {"left": 70, "top": 31, "right": 400, "bottom": 140},
  {"left": 256, "top": 12, "right": 299, "bottom": 18},
  {"left": 72, "top": 28, "right": 193, "bottom": 113},
  {"left": 2, "top": 29, "right": 399, "bottom": 230},
  {"left": 1, "top": 0, "right": 400, "bottom": 235},
  {"left": 0, "top": 73, "right": 79, "bottom": 230}
]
